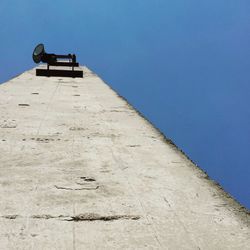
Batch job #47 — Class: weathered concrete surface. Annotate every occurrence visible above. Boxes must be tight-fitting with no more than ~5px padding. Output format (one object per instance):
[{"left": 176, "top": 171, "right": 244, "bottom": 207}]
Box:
[{"left": 0, "top": 66, "right": 249, "bottom": 250}]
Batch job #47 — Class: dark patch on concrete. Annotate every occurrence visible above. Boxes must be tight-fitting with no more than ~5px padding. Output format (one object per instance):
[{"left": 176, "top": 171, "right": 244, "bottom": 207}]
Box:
[
  {"left": 0, "top": 125, "right": 17, "bottom": 128},
  {"left": 29, "top": 137, "right": 58, "bottom": 143},
  {"left": 2, "top": 215, "right": 19, "bottom": 219},
  {"left": 36, "top": 138, "right": 54, "bottom": 143},
  {"left": 54, "top": 185, "right": 99, "bottom": 191},
  {"left": 69, "top": 127, "right": 86, "bottom": 131},
  {"left": 31, "top": 93, "right": 39, "bottom": 95},
  {"left": 32, "top": 214, "right": 56, "bottom": 219},
  {"left": 64, "top": 213, "right": 140, "bottom": 222},
  {"left": 80, "top": 177, "right": 96, "bottom": 182},
  {"left": 18, "top": 104, "right": 30, "bottom": 107},
  {"left": 2, "top": 213, "right": 140, "bottom": 222}
]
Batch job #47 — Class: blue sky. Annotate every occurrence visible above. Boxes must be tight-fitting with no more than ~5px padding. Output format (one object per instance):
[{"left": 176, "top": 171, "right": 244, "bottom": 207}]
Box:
[{"left": 0, "top": 0, "right": 250, "bottom": 208}]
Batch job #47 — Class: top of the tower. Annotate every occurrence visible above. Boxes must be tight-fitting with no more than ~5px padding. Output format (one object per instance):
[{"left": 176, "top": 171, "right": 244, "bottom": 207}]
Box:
[{"left": 32, "top": 43, "right": 83, "bottom": 78}]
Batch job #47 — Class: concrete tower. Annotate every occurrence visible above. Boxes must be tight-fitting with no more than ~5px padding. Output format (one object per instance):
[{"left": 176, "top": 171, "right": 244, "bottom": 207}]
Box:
[{"left": 0, "top": 66, "right": 249, "bottom": 249}]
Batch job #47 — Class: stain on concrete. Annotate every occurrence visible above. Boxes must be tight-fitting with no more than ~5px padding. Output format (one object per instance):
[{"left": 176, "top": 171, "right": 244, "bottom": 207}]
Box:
[
  {"left": 65, "top": 213, "right": 140, "bottom": 222},
  {"left": 2, "top": 215, "right": 19, "bottom": 219},
  {"left": 79, "top": 177, "right": 96, "bottom": 182},
  {"left": 18, "top": 104, "right": 30, "bottom": 107},
  {"left": 2, "top": 213, "right": 140, "bottom": 222},
  {"left": 54, "top": 185, "right": 99, "bottom": 191},
  {"left": 69, "top": 127, "right": 86, "bottom": 131}
]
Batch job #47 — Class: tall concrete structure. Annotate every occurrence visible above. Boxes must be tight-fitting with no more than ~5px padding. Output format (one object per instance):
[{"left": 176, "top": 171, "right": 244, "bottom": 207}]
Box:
[{"left": 0, "top": 66, "right": 249, "bottom": 249}]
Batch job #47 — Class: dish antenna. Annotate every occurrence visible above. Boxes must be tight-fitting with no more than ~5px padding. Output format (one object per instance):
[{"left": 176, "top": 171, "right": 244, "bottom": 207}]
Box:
[{"left": 32, "top": 43, "right": 83, "bottom": 78}]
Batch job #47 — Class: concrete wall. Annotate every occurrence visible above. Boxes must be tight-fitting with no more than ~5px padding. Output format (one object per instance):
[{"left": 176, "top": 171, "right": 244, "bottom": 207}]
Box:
[{"left": 0, "top": 66, "right": 249, "bottom": 249}]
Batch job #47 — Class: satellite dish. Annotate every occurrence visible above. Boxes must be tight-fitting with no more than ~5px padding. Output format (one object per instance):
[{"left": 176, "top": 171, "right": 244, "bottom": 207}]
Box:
[{"left": 32, "top": 43, "right": 45, "bottom": 63}]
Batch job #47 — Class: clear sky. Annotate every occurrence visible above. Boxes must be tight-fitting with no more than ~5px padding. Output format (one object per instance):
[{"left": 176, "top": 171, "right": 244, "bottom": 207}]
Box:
[{"left": 0, "top": 1, "right": 250, "bottom": 208}]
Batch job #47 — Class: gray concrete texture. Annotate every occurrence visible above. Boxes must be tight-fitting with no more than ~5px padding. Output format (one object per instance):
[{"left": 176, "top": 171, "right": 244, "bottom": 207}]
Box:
[{"left": 0, "top": 66, "right": 249, "bottom": 250}]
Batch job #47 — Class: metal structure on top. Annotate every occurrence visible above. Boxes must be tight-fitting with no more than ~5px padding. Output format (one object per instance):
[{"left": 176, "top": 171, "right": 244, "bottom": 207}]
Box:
[{"left": 32, "top": 43, "right": 83, "bottom": 78}]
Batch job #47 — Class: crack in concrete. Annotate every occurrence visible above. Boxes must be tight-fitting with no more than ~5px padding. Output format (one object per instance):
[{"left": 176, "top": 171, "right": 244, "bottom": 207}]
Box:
[
  {"left": 2, "top": 215, "right": 19, "bottom": 219},
  {"left": 54, "top": 185, "right": 99, "bottom": 190},
  {"left": 1, "top": 213, "right": 140, "bottom": 222},
  {"left": 79, "top": 176, "right": 96, "bottom": 182},
  {"left": 64, "top": 213, "right": 140, "bottom": 222},
  {"left": 18, "top": 104, "right": 30, "bottom": 107}
]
